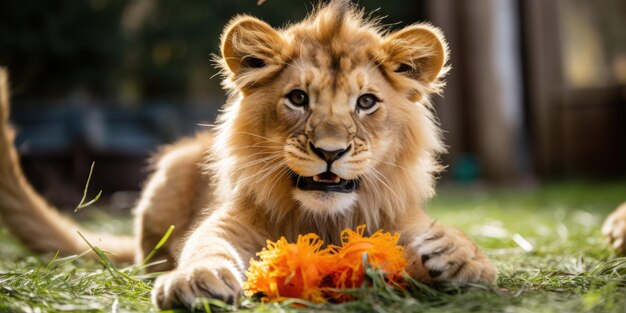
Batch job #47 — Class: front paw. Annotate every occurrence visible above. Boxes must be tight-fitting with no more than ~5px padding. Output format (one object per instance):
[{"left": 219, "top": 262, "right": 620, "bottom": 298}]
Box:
[
  {"left": 407, "top": 225, "right": 497, "bottom": 285},
  {"left": 602, "top": 202, "right": 626, "bottom": 254},
  {"left": 152, "top": 259, "right": 243, "bottom": 310}
]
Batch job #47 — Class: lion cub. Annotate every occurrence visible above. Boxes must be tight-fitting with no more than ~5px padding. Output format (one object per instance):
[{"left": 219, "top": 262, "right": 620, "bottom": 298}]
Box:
[{"left": 0, "top": 1, "right": 497, "bottom": 309}]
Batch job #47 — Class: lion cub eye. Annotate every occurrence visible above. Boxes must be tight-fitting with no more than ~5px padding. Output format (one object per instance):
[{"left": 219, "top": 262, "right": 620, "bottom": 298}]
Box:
[
  {"left": 356, "top": 94, "right": 380, "bottom": 113},
  {"left": 286, "top": 89, "right": 309, "bottom": 108}
]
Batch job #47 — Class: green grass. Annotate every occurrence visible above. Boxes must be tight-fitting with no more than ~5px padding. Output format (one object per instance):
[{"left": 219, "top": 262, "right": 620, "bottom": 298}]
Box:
[{"left": 1, "top": 181, "right": 625, "bottom": 312}]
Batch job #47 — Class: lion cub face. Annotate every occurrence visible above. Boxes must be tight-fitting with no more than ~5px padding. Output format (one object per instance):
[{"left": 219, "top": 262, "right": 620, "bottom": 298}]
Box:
[
  {"left": 278, "top": 60, "right": 395, "bottom": 213},
  {"left": 218, "top": 2, "right": 447, "bottom": 216}
]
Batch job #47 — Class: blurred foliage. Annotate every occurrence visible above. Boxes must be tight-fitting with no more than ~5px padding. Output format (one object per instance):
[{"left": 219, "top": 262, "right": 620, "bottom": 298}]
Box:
[{"left": 0, "top": 0, "right": 426, "bottom": 103}]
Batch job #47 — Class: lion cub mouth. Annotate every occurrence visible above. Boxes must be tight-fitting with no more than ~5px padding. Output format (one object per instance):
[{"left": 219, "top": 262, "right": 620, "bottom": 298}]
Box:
[{"left": 292, "top": 171, "right": 359, "bottom": 193}]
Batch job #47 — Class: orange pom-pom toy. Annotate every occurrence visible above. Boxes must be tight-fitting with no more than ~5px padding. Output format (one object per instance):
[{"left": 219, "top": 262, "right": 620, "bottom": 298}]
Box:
[
  {"left": 243, "top": 225, "right": 409, "bottom": 304},
  {"left": 327, "top": 225, "right": 408, "bottom": 301},
  {"left": 243, "top": 234, "right": 334, "bottom": 303}
]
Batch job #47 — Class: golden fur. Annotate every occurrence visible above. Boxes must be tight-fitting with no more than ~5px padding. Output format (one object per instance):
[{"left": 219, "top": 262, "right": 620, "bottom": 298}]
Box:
[
  {"left": 0, "top": 68, "right": 135, "bottom": 261},
  {"left": 603, "top": 202, "right": 626, "bottom": 254},
  {"left": 0, "top": 1, "right": 497, "bottom": 309}
]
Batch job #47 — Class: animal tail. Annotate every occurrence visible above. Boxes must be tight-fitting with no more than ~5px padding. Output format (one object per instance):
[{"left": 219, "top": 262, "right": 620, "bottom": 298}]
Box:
[{"left": 0, "top": 68, "right": 135, "bottom": 263}]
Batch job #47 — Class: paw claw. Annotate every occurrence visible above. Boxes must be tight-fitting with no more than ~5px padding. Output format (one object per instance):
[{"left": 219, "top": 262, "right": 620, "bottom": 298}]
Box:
[
  {"left": 428, "top": 269, "right": 442, "bottom": 278},
  {"left": 407, "top": 226, "right": 497, "bottom": 285},
  {"left": 152, "top": 260, "right": 242, "bottom": 310}
]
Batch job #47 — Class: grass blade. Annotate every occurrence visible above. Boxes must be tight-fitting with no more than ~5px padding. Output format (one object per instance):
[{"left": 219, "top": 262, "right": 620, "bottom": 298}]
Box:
[
  {"left": 142, "top": 225, "right": 175, "bottom": 265},
  {"left": 75, "top": 161, "right": 103, "bottom": 212}
]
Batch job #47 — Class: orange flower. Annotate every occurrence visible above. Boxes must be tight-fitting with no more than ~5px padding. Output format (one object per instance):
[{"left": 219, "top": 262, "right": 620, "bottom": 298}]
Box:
[
  {"left": 327, "top": 225, "right": 408, "bottom": 301},
  {"left": 243, "top": 234, "right": 334, "bottom": 303}
]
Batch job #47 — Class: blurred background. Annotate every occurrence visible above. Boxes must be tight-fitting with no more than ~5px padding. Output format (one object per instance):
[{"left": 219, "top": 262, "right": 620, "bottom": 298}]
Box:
[{"left": 0, "top": 0, "right": 624, "bottom": 209}]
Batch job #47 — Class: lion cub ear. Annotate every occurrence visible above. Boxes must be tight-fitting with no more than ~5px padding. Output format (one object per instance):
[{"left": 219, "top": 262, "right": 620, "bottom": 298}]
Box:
[
  {"left": 382, "top": 24, "right": 448, "bottom": 86},
  {"left": 220, "top": 16, "right": 285, "bottom": 86}
]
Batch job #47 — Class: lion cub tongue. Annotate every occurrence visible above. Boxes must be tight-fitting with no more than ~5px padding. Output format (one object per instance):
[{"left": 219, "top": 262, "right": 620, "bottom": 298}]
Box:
[{"left": 313, "top": 172, "right": 341, "bottom": 184}]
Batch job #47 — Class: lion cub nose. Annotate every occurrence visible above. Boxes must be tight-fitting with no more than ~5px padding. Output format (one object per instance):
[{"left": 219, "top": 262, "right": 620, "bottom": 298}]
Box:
[{"left": 309, "top": 142, "right": 351, "bottom": 165}]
